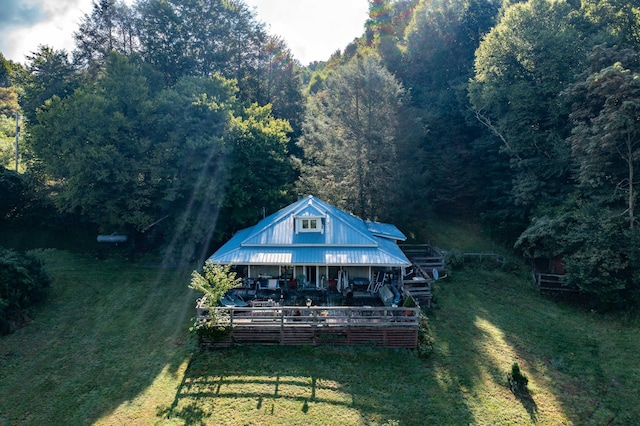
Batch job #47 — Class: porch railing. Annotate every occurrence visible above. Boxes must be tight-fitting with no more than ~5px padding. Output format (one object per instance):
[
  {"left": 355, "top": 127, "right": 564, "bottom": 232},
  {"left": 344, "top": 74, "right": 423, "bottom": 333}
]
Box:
[
  {"left": 197, "top": 304, "right": 420, "bottom": 327},
  {"left": 196, "top": 301, "right": 420, "bottom": 348}
]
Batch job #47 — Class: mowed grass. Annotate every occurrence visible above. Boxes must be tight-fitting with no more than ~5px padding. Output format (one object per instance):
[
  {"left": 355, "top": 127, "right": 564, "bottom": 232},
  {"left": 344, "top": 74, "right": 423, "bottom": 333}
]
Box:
[
  {"left": 0, "top": 249, "right": 195, "bottom": 425},
  {"left": 2, "top": 249, "right": 640, "bottom": 424}
]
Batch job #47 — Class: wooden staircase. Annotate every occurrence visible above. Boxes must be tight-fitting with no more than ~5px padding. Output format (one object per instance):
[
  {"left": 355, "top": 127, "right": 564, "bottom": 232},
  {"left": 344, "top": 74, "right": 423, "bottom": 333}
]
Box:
[
  {"left": 400, "top": 244, "right": 445, "bottom": 274},
  {"left": 400, "top": 244, "right": 445, "bottom": 308}
]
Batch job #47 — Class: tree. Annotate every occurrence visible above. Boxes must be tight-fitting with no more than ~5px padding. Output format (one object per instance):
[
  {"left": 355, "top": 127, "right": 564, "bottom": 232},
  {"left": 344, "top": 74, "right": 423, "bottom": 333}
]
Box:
[
  {"left": 0, "top": 86, "right": 20, "bottom": 168},
  {"left": 298, "top": 55, "right": 409, "bottom": 221},
  {"left": 581, "top": 0, "right": 640, "bottom": 47},
  {"left": 27, "top": 51, "right": 296, "bottom": 262},
  {"left": 0, "top": 167, "right": 23, "bottom": 219},
  {"left": 218, "top": 103, "right": 294, "bottom": 239},
  {"left": 0, "top": 53, "right": 13, "bottom": 87},
  {"left": 189, "top": 262, "right": 241, "bottom": 341},
  {"left": 565, "top": 47, "right": 640, "bottom": 230},
  {"left": 28, "top": 53, "right": 161, "bottom": 231},
  {"left": 563, "top": 204, "right": 636, "bottom": 308},
  {"left": 18, "top": 46, "right": 78, "bottom": 124},
  {"left": 27, "top": 53, "right": 238, "bottom": 262},
  {"left": 250, "top": 36, "right": 306, "bottom": 141},
  {"left": 135, "top": 0, "right": 305, "bottom": 138},
  {"left": 469, "top": 0, "right": 584, "bottom": 214},
  {"left": 189, "top": 262, "right": 242, "bottom": 307},
  {"left": 365, "top": 0, "right": 419, "bottom": 74},
  {"left": 405, "top": 0, "right": 499, "bottom": 106},
  {"left": 401, "top": 0, "right": 500, "bottom": 215},
  {"left": 136, "top": 0, "right": 262, "bottom": 85},
  {"left": 73, "top": 0, "right": 139, "bottom": 69}
]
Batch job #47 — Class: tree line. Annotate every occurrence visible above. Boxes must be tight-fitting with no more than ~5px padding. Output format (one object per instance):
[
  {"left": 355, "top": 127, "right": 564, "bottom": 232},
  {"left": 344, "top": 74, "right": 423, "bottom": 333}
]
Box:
[{"left": 1, "top": 0, "right": 640, "bottom": 310}]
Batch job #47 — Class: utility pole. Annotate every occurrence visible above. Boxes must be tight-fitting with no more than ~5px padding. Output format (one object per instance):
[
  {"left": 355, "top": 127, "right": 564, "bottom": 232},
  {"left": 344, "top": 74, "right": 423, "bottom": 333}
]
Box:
[{"left": 15, "top": 113, "right": 20, "bottom": 171}]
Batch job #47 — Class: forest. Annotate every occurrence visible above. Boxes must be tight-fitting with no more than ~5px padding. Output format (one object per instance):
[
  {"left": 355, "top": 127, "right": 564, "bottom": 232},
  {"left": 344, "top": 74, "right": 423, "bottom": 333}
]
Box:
[{"left": 2, "top": 0, "right": 640, "bottom": 311}]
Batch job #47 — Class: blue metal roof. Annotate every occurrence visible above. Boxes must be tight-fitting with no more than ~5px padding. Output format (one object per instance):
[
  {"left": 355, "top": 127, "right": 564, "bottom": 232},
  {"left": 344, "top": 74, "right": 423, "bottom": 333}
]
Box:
[
  {"left": 208, "top": 195, "right": 411, "bottom": 267},
  {"left": 366, "top": 220, "right": 407, "bottom": 241}
]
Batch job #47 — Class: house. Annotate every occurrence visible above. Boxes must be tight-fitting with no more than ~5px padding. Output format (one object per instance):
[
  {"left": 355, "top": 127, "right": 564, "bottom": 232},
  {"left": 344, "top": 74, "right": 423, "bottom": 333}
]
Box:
[{"left": 207, "top": 195, "right": 412, "bottom": 291}]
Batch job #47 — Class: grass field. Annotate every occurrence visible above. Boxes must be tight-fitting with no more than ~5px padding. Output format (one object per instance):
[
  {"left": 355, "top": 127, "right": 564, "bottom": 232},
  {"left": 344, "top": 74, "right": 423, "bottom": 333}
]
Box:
[{"left": 1, "top": 232, "right": 640, "bottom": 424}]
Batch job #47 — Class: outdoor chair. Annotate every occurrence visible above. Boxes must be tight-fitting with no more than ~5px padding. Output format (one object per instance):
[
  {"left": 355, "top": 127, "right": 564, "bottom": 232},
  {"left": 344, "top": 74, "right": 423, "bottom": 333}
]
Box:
[
  {"left": 220, "top": 294, "right": 248, "bottom": 307},
  {"left": 296, "top": 273, "right": 308, "bottom": 289},
  {"left": 367, "top": 271, "right": 386, "bottom": 294},
  {"left": 256, "top": 278, "right": 277, "bottom": 289}
]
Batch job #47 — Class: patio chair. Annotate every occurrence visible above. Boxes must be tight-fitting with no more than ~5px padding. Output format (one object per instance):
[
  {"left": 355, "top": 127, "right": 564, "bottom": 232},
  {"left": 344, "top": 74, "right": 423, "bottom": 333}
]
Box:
[
  {"left": 296, "top": 273, "right": 308, "bottom": 289},
  {"left": 367, "top": 271, "right": 386, "bottom": 294},
  {"left": 267, "top": 278, "right": 279, "bottom": 290},
  {"left": 257, "top": 279, "right": 280, "bottom": 301},
  {"left": 220, "top": 294, "right": 248, "bottom": 307}
]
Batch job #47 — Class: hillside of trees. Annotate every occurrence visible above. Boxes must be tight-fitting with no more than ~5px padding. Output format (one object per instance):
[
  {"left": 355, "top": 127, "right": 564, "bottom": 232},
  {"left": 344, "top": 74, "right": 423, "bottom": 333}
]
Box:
[{"left": 2, "top": 0, "right": 640, "bottom": 310}]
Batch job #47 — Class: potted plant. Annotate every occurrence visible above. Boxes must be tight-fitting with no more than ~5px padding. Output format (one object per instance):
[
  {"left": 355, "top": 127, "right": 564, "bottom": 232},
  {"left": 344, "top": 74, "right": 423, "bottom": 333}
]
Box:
[{"left": 403, "top": 294, "right": 417, "bottom": 316}]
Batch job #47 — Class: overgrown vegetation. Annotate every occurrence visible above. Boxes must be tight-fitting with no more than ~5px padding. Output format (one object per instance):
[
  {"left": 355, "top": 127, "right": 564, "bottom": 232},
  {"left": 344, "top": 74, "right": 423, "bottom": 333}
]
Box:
[{"left": 0, "top": 246, "right": 50, "bottom": 335}]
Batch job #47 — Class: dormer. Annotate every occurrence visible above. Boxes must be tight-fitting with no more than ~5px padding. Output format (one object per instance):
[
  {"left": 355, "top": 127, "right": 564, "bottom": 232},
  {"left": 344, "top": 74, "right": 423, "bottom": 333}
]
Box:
[{"left": 295, "top": 215, "right": 324, "bottom": 234}]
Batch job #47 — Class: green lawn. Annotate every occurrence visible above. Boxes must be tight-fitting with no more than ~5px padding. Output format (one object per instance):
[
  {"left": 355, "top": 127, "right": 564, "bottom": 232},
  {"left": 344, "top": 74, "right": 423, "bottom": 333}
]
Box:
[{"left": 1, "top": 249, "right": 639, "bottom": 425}]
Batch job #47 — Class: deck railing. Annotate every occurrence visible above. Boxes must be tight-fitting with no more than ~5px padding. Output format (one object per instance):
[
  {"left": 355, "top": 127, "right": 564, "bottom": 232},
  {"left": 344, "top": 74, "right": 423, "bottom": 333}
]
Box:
[
  {"left": 196, "top": 301, "right": 420, "bottom": 348},
  {"left": 197, "top": 304, "right": 420, "bottom": 327}
]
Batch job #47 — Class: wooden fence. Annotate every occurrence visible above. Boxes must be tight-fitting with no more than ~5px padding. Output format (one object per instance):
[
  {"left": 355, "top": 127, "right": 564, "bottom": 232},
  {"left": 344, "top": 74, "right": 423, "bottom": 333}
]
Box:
[
  {"left": 196, "top": 304, "right": 420, "bottom": 349},
  {"left": 534, "top": 272, "right": 578, "bottom": 292},
  {"left": 462, "top": 252, "right": 506, "bottom": 265}
]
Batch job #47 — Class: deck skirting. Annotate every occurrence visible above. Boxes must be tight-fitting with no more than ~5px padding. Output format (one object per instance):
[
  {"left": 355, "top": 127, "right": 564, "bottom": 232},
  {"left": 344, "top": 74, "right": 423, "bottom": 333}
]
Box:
[
  {"left": 198, "top": 305, "right": 420, "bottom": 349},
  {"left": 201, "top": 324, "right": 419, "bottom": 349}
]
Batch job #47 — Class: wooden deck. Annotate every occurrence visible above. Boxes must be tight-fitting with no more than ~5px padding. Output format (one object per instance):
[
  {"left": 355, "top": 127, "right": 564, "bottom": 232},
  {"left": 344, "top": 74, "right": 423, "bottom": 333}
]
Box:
[{"left": 197, "top": 305, "right": 420, "bottom": 349}]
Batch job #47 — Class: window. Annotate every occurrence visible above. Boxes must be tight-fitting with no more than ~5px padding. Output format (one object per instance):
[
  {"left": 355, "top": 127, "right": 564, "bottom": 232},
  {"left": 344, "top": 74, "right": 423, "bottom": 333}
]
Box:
[{"left": 296, "top": 216, "right": 323, "bottom": 233}]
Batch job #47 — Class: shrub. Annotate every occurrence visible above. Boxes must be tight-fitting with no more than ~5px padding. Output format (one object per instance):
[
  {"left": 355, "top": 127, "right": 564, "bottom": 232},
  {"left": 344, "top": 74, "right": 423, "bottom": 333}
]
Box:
[
  {"left": 189, "top": 262, "right": 241, "bottom": 342},
  {"left": 0, "top": 247, "right": 51, "bottom": 335},
  {"left": 507, "top": 362, "right": 529, "bottom": 393},
  {"left": 445, "top": 248, "right": 464, "bottom": 269},
  {"left": 0, "top": 167, "right": 23, "bottom": 219},
  {"left": 417, "top": 312, "right": 434, "bottom": 358},
  {"left": 403, "top": 295, "right": 417, "bottom": 307}
]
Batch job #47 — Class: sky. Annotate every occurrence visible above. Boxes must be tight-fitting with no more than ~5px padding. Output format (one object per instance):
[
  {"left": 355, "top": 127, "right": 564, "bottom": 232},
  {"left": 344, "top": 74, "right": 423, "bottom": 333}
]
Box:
[{"left": 0, "top": 0, "right": 370, "bottom": 66}]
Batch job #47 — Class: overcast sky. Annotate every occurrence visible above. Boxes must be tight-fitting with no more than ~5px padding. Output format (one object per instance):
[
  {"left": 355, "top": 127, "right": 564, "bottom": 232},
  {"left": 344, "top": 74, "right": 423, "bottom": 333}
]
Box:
[{"left": 0, "top": 0, "right": 369, "bottom": 65}]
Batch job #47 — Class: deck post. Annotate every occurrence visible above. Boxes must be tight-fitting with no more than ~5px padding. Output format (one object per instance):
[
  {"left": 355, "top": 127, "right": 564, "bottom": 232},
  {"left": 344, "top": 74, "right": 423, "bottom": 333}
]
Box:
[{"left": 280, "top": 308, "right": 285, "bottom": 345}]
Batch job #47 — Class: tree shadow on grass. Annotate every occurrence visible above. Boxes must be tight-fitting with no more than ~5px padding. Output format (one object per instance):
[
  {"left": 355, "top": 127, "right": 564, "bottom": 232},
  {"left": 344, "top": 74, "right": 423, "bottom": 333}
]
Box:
[
  {"left": 0, "top": 252, "right": 196, "bottom": 425},
  {"left": 514, "top": 388, "right": 539, "bottom": 423},
  {"left": 158, "top": 344, "right": 475, "bottom": 425}
]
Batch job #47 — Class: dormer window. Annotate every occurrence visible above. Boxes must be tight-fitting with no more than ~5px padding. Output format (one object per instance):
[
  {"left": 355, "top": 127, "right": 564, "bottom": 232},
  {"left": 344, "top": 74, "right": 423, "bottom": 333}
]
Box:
[{"left": 296, "top": 216, "right": 324, "bottom": 233}]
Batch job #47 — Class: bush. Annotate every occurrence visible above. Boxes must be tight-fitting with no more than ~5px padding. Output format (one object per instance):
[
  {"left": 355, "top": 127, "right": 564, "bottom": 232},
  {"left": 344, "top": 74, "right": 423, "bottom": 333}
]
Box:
[
  {"left": 445, "top": 248, "right": 464, "bottom": 269},
  {"left": 189, "top": 262, "right": 241, "bottom": 343},
  {"left": 0, "top": 167, "right": 23, "bottom": 219},
  {"left": 417, "top": 312, "right": 434, "bottom": 358},
  {"left": 190, "top": 313, "right": 232, "bottom": 343},
  {"left": 403, "top": 295, "right": 417, "bottom": 307},
  {"left": 507, "top": 362, "right": 529, "bottom": 393},
  {"left": 0, "top": 247, "right": 51, "bottom": 335}
]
